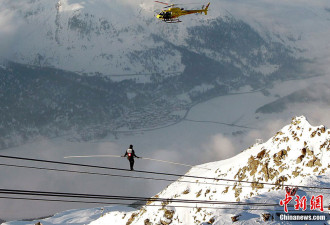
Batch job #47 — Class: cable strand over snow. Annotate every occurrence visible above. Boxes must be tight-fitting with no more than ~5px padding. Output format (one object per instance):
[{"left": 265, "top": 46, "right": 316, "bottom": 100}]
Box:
[
  {"left": 0, "top": 188, "right": 328, "bottom": 210},
  {"left": 0, "top": 155, "right": 329, "bottom": 190},
  {"left": 0, "top": 162, "right": 328, "bottom": 194},
  {"left": 0, "top": 196, "right": 311, "bottom": 212}
]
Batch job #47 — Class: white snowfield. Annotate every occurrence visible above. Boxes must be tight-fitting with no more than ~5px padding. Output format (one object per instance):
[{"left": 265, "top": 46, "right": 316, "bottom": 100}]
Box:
[
  {"left": 1, "top": 0, "right": 330, "bottom": 78},
  {"left": 4, "top": 116, "right": 329, "bottom": 225}
]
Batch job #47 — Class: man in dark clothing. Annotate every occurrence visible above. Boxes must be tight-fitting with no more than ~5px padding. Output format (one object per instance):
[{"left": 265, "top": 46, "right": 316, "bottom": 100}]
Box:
[{"left": 123, "top": 144, "right": 139, "bottom": 170}]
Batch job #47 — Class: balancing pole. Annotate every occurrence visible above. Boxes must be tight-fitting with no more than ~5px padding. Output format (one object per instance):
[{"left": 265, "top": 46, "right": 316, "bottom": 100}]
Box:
[{"left": 64, "top": 155, "right": 210, "bottom": 170}]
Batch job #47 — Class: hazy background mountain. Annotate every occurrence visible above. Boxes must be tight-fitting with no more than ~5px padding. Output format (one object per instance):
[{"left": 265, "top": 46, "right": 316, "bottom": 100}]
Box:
[{"left": 0, "top": 0, "right": 318, "bottom": 148}]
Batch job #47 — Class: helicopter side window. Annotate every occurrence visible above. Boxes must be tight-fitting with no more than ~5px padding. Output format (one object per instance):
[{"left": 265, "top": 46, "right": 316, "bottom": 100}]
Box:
[{"left": 162, "top": 12, "right": 169, "bottom": 20}]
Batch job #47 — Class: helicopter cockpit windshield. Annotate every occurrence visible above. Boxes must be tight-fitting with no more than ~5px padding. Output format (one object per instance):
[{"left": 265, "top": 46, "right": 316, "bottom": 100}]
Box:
[{"left": 163, "top": 11, "right": 171, "bottom": 20}]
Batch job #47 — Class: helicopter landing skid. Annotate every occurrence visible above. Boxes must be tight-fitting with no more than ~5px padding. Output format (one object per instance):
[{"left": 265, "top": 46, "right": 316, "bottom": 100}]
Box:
[{"left": 164, "top": 18, "right": 182, "bottom": 23}]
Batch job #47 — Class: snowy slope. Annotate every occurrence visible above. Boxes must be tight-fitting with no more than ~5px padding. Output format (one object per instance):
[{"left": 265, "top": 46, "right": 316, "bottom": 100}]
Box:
[
  {"left": 2, "top": 206, "right": 136, "bottom": 225},
  {"left": 88, "top": 116, "right": 329, "bottom": 225},
  {"left": 4, "top": 115, "right": 329, "bottom": 225},
  {"left": 2, "top": 0, "right": 329, "bottom": 77},
  {"left": 1, "top": 0, "right": 184, "bottom": 77}
]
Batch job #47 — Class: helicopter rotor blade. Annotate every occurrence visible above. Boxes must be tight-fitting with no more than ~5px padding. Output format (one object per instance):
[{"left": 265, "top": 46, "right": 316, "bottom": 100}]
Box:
[
  {"left": 155, "top": 1, "right": 176, "bottom": 8},
  {"left": 155, "top": 1, "right": 169, "bottom": 5},
  {"left": 155, "top": 1, "right": 202, "bottom": 6}
]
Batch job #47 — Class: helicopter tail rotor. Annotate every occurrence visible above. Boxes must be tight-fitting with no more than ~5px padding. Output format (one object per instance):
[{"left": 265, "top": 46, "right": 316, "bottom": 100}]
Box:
[{"left": 203, "top": 2, "right": 210, "bottom": 15}]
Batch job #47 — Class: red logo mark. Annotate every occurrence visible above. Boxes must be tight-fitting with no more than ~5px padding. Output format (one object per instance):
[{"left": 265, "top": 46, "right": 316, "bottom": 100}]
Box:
[
  {"left": 280, "top": 193, "right": 324, "bottom": 213},
  {"left": 310, "top": 195, "right": 324, "bottom": 211},
  {"left": 280, "top": 193, "right": 293, "bottom": 213},
  {"left": 294, "top": 195, "right": 307, "bottom": 211}
]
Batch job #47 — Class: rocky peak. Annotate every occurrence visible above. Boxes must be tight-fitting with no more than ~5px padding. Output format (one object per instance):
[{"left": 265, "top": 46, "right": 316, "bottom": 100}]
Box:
[
  {"left": 231, "top": 116, "right": 329, "bottom": 198},
  {"left": 93, "top": 116, "right": 329, "bottom": 224}
]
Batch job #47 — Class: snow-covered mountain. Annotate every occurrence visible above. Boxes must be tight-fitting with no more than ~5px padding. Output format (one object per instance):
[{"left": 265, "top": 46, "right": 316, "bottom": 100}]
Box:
[
  {"left": 3, "top": 0, "right": 327, "bottom": 149},
  {"left": 2, "top": 0, "right": 330, "bottom": 76},
  {"left": 88, "top": 116, "right": 329, "bottom": 225},
  {"left": 3, "top": 116, "right": 329, "bottom": 224},
  {"left": 0, "top": 0, "right": 305, "bottom": 77}
]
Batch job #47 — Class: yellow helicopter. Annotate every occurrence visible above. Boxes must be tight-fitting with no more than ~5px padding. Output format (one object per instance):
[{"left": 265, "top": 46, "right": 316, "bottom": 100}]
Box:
[{"left": 155, "top": 1, "right": 210, "bottom": 23}]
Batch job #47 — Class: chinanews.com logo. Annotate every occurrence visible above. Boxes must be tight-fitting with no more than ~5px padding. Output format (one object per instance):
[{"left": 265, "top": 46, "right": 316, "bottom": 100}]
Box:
[
  {"left": 278, "top": 213, "right": 327, "bottom": 221},
  {"left": 277, "top": 187, "right": 329, "bottom": 222}
]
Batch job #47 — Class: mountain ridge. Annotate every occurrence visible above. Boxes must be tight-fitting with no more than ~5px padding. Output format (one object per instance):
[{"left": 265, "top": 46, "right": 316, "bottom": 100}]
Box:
[
  {"left": 2, "top": 115, "right": 329, "bottom": 224},
  {"left": 1, "top": 0, "right": 315, "bottom": 150},
  {"left": 2, "top": 0, "right": 303, "bottom": 77},
  {"left": 0, "top": 0, "right": 307, "bottom": 149},
  {"left": 87, "top": 115, "right": 330, "bottom": 224}
]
